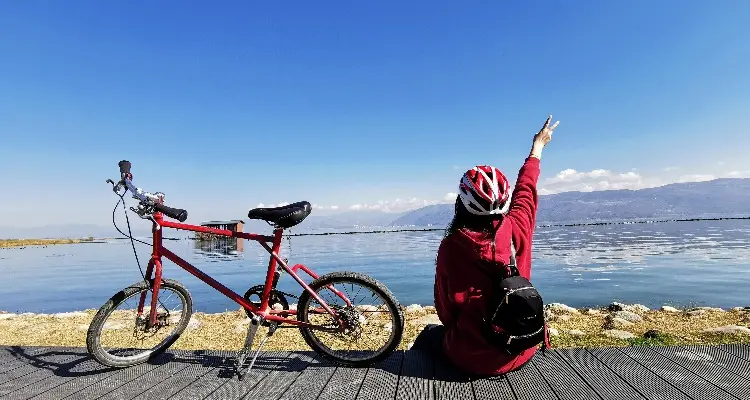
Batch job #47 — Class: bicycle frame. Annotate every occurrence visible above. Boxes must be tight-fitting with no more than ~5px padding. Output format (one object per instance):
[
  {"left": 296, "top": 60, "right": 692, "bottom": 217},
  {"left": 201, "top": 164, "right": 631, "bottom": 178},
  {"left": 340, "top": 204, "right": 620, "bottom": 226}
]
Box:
[{"left": 136, "top": 212, "right": 352, "bottom": 332}]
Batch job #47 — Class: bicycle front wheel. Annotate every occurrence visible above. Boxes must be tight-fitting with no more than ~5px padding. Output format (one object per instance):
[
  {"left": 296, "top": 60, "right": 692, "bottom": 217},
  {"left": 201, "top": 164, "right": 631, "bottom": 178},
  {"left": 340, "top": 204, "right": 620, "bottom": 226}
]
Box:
[
  {"left": 86, "top": 279, "right": 193, "bottom": 368},
  {"left": 297, "top": 271, "right": 404, "bottom": 367}
]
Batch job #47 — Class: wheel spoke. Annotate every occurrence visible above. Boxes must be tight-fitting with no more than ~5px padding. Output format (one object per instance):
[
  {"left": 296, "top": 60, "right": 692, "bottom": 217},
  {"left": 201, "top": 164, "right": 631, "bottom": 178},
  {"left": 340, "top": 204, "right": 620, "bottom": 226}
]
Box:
[
  {"left": 87, "top": 281, "right": 192, "bottom": 367},
  {"left": 298, "top": 274, "right": 403, "bottom": 364}
]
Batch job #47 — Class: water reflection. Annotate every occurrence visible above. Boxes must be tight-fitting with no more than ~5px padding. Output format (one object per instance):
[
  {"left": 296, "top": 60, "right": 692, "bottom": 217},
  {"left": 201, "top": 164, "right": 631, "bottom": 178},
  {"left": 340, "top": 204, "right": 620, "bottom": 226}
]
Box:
[{"left": 193, "top": 235, "right": 244, "bottom": 261}]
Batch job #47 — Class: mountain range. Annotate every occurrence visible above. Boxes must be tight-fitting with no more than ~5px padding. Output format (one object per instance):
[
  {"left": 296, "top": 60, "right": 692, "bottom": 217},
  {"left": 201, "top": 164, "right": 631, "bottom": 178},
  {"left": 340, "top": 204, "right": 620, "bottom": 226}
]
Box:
[
  {"left": 390, "top": 178, "right": 750, "bottom": 227},
  {"left": 2, "top": 178, "right": 749, "bottom": 239}
]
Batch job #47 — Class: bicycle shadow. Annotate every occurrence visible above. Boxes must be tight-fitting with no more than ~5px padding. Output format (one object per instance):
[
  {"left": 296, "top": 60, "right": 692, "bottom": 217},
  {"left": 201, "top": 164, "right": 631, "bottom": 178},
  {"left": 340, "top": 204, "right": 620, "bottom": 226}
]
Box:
[
  {"left": 2, "top": 346, "right": 120, "bottom": 378},
  {"left": 2, "top": 345, "right": 476, "bottom": 384},
  {"left": 1, "top": 345, "right": 311, "bottom": 379}
]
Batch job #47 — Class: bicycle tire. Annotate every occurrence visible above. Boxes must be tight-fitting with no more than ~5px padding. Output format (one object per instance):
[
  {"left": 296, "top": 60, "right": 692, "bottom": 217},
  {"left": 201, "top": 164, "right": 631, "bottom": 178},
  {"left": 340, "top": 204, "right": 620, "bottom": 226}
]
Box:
[
  {"left": 86, "top": 279, "right": 193, "bottom": 368},
  {"left": 296, "top": 271, "right": 404, "bottom": 367}
]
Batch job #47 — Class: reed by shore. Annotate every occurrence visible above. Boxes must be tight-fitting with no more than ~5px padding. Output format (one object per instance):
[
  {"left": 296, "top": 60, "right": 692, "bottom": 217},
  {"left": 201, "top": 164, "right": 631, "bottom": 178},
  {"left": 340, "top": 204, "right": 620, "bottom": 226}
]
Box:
[{"left": 1, "top": 303, "right": 748, "bottom": 351}]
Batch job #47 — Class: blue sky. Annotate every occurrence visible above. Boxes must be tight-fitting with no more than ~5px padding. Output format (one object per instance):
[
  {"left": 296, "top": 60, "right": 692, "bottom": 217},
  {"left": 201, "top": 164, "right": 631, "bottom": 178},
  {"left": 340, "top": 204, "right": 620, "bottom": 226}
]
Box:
[{"left": 1, "top": 1, "right": 749, "bottom": 227}]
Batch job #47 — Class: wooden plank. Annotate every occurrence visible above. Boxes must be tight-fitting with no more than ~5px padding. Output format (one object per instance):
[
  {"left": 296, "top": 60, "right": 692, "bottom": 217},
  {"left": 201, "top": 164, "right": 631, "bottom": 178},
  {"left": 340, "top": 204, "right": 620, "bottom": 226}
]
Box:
[
  {"left": 30, "top": 353, "right": 173, "bottom": 400},
  {"left": 70, "top": 355, "right": 190, "bottom": 399},
  {"left": 238, "top": 352, "right": 318, "bottom": 400},
  {"left": 718, "top": 344, "right": 750, "bottom": 362},
  {"left": 620, "top": 346, "right": 736, "bottom": 400},
  {"left": 472, "top": 375, "right": 516, "bottom": 400},
  {"left": 199, "top": 350, "right": 295, "bottom": 400},
  {"left": 4, "top": 345, "right": 750, "bottom": 400},
  {"left": 170, "top": 351, "right": 290, "bottom": 400},
  {"left": 505, "top": 357, "right": 557, "bottom": 400},
  {"left": 553, "top": 348, "right": 644, "bottom": 400},
  {"left": 0, "top": 352, "right": 85, "bottom": 397},
  {"left": 433, "top": 354, "right": 473, "bottom": 400},
  {"left": 0, "top": 347, "right": 28, "bottom": 365},
  {"left": 356, "top": 350, "right": 403, "bottom": 400},
  {"left": 317, "top": 366, "right": 367, "bottom": 400},
  {"left": 0, "top": 347, "right": 55, "bottom": 374},
  {"left": 589, "top": 347, "right": 690, "bottom": 400},
  {"left": 278, "top": 356, "right": 337, "bottom": 400},
  {"left": 97, "top": 352, "right": 201, "bottom": 399},
  {"left": 132, "top": 350, "right": 230, "bottom": 400},
  {"left": 533, "top": 351, "right": 602, "bottom": 400},
  {"left": 684, "top": 345, "right": 750, "bottom": 382},
  {"left": 1, "top": 356, "right": 110, "bottom": 400},
  {"left": 649, "top": 346, "right": 750, "bottom": 399},
  {"left": 395, "top": 350, "right": 434, "bottom": 400}
]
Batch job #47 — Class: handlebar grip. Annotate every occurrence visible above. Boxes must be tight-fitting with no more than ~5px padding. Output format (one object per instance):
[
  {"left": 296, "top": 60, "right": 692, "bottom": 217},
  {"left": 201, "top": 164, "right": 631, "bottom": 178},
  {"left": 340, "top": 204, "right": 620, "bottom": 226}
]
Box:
[
  {"left": 118, "top": 160, "right": 132, "bottom": 175},
  {"left": 153, "top": 203, "right": 188, "bottom": 222}
]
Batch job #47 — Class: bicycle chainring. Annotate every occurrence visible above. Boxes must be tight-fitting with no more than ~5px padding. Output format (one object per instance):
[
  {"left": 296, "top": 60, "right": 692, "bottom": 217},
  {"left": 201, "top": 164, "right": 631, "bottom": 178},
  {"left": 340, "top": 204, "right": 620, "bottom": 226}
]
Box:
[{"left": 243, "top": 285, "right": 293, "bottom": 322}]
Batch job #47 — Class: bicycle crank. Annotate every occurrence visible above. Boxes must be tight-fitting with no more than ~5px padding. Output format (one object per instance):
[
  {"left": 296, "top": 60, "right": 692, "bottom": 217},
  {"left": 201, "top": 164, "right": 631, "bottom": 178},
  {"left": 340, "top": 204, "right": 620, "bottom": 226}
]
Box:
[{"left": 242, "top": 285, "right": 297, "bottom": 323}]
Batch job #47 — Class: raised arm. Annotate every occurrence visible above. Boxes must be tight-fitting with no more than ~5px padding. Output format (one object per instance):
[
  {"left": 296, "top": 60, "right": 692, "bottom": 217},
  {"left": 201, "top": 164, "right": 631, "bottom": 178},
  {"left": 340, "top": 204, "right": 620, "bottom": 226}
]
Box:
[{"left": 506, "top": 116, "right": 559, "bottom": 259}]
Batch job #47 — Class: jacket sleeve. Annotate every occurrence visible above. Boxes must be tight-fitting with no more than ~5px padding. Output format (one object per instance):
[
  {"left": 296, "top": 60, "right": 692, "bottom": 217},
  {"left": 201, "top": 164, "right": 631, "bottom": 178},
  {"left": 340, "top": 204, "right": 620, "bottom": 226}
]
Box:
[
  {"left": 434, "top": 268, "right": 456, "bottom": 327},
  {"left": 506, "top": 157, "right": 541, "bottom": 276},
  {"left": 435, "top": 239, "right": 485, "bottom": 328}
]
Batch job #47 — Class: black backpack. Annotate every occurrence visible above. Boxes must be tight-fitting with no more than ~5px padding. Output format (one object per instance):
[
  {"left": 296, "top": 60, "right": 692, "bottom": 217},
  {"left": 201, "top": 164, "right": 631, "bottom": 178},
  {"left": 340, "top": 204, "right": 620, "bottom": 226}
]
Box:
[{"left": 482, "top": 236, "right": 549, "bottom": 355}]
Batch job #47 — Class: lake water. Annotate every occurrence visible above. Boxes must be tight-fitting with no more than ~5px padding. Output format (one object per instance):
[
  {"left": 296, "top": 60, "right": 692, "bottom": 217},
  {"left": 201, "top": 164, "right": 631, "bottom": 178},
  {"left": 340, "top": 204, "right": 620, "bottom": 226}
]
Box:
[{"left": 2, "top": 220, "right": 750, "bottom": 314}]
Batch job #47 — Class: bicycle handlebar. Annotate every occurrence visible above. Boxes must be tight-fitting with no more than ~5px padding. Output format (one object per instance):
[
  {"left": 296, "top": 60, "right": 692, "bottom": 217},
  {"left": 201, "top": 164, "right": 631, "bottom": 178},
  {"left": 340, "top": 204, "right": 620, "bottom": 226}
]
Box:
[
  {"left": 115, "top": 160, "right": 189, "bottom": 222},
  {"left": 153, "top": 203, "right": 189, "bottom": 222}
]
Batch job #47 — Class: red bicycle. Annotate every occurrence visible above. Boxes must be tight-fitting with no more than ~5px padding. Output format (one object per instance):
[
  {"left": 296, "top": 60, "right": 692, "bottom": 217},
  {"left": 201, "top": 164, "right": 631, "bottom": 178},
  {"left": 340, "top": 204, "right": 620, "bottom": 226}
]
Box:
[{"left": 86, "top": 161, "right": 405, "bottom": 378}]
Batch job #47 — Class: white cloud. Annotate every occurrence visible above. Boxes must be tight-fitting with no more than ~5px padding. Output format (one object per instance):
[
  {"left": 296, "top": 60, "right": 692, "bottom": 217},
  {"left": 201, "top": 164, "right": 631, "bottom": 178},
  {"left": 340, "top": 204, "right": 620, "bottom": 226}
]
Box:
[
  {"left": 346, "top": 197, "right": 442, "bottom": 213},
  {"left": 677, "top": 174, "right": 715, "bottom": 183},
  {"left": 540, "top": 168, "right": 663, "bottom": 195},
  {"left": 311, "top": 204, "right": 339, "bottom": 211},
  {"left": 539, "top": 166, "right": 750, "bottom": 195},
  {"left": 725, "top": 170, "right": 750, "bottom": 178},
  {"left": 254, "top": 201, "right": 289, "bottom": 208},
  {"left": 264, "top": 168, "right": 750, "bottom": 215}
]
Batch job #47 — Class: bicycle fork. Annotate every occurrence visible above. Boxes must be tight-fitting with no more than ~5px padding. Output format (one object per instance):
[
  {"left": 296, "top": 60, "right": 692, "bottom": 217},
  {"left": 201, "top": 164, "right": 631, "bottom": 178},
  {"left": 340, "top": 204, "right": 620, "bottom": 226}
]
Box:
[{"left": 136, "top": 258, "right": 164, "bottom": 328}]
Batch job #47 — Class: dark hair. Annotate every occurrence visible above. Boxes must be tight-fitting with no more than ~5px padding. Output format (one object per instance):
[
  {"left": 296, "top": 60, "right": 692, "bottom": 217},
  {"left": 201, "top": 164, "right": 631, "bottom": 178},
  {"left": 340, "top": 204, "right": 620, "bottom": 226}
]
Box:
[{"left": 444, "top": 197, "right": 502, "bottom": 239}]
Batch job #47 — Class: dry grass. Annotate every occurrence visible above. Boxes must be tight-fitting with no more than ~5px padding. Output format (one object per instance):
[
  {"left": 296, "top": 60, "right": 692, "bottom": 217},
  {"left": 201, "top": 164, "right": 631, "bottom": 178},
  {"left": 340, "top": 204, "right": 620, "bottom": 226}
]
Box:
[
  {"left": 549, "top": 308, "right": 750, "bottom": 347},
  {"left": 0, "top": 238, "right": 88, "bottom": 248},
  {"left": 0, "top": 307, "right": 748, "bottom": 351}
]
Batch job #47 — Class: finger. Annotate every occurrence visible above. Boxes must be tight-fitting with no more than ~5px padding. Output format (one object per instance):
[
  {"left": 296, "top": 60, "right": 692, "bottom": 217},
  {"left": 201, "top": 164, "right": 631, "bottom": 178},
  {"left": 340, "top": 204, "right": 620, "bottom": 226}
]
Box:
[
  {"left": 549, "top": 120, "right": 560, "bottom": 131},
  {"left": 542, "top": 115, "right": 551, "bottom": 130}
]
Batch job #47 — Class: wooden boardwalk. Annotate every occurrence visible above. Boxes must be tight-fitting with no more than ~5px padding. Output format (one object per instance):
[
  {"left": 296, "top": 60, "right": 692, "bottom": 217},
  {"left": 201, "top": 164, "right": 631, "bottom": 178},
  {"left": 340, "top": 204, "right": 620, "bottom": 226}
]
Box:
[{"left": 0, "top": 344, "right": 749, "bottom": 399}]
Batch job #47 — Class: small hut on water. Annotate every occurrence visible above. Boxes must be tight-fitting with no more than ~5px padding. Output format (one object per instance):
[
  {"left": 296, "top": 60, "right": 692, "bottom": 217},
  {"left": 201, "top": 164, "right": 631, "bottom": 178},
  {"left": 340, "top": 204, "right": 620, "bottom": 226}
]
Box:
[{"left": 195, "top": 220, "right": 244, "bottom": 252}]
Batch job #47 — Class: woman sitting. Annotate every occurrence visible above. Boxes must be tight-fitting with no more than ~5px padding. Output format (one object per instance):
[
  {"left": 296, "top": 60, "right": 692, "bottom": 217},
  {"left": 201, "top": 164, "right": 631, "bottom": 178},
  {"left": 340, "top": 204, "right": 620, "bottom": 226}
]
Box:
[{"left": 414, "top": 116, "right": 559, "bottom": 376}]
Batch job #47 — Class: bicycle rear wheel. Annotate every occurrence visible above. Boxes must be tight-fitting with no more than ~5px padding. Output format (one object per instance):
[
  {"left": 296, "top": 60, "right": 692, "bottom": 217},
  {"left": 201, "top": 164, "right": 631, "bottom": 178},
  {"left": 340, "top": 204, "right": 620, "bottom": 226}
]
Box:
[
  {"left": 296, "top": 271, "right": 404, "bottom": 367},
  {"left": 86, "top": 279, "right": 193, "bottom": 368}
]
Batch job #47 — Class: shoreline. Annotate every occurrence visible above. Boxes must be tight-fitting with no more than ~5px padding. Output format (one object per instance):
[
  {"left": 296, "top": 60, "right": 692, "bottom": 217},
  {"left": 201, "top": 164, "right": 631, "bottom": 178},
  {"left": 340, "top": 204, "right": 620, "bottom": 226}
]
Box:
[
  {"left": 1, "top": 302, "right": 748, "bottom": 351},
  {"left": 0, "top": 238, "right": 104, "bottom": 248}
]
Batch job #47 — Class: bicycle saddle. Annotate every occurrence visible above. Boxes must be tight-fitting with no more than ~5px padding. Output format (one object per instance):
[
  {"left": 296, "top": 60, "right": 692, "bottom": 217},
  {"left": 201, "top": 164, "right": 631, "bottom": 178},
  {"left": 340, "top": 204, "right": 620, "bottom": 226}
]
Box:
[{"left": 247, "top": 201, "right": 312, "bottom": 229}]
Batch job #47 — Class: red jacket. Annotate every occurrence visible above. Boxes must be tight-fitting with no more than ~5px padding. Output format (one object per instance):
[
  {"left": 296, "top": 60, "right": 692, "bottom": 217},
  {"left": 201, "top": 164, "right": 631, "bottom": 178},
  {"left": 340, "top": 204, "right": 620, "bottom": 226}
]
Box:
[{"left": 434, "top": 156, "right": 541, "bottom": 376}]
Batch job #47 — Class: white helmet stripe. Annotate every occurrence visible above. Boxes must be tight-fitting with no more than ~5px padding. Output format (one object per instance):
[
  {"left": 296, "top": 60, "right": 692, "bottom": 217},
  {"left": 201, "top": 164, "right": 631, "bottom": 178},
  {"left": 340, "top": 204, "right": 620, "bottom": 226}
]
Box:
[{"left": 475, "top": 168, "right": 498, "bottom": 202}]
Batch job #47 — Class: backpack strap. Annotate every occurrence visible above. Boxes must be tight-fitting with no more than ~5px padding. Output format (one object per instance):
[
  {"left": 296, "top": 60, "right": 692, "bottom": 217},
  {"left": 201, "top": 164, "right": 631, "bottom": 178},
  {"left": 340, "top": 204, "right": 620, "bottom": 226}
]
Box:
[
  {"left": 507, "top": 236, "right": 519, "bottom": 277},
  {"left": 490, "top": 224, "right": 519, "bottom": 278}
]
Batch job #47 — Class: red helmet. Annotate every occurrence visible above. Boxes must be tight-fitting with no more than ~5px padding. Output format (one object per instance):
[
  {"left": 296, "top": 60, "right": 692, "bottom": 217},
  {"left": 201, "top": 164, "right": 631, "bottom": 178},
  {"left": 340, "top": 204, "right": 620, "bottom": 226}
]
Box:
[{"left": 458, "top": 165, "right": 511, "bottom": 215}]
